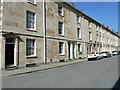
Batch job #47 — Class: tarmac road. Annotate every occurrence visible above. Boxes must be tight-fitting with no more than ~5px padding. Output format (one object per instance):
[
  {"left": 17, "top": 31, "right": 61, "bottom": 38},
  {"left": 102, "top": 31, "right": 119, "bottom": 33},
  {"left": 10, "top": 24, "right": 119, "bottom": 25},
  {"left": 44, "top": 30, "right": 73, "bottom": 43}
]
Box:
[{"left": 2, "top": 56, "right": 119, "bottom": 88}]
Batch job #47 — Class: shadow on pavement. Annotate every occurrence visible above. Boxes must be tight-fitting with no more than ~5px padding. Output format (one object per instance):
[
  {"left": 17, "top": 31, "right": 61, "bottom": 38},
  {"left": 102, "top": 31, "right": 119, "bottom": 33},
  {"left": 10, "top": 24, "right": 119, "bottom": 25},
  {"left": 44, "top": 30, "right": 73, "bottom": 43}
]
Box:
[
  {"left": 112, "top": 77, "right": 120, "bottom": 89},
  {"left": 88, "top": 58, "right": 100, "bottom": 61}
]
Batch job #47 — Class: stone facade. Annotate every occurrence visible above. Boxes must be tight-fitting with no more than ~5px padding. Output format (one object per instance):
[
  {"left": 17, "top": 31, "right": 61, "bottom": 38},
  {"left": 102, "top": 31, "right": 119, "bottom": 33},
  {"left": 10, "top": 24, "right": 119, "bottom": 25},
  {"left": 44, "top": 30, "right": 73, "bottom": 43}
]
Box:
[{"left": 0, "top": 1, "right": 120, "bottom": 70}]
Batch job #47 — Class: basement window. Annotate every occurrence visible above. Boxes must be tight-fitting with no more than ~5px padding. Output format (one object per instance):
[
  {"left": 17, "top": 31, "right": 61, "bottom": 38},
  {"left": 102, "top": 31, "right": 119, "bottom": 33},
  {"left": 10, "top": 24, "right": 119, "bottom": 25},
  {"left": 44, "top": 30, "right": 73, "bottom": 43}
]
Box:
[{"left": 27, "top": 0, "right": 36, "bottom": 4}]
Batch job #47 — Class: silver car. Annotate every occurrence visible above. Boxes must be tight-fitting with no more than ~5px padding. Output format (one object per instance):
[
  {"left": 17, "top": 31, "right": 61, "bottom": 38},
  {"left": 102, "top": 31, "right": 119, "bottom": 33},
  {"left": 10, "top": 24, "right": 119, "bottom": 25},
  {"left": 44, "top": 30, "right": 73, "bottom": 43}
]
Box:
[{"left": 87, "top": 52, "right": 103, "bottom": 60}]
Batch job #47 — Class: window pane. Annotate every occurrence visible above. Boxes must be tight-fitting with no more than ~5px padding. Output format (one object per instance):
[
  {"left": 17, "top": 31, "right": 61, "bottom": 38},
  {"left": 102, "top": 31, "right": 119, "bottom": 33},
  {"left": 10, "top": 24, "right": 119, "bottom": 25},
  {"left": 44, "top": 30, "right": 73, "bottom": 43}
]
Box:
[
  {"left": 26, "top": 39, "right": 35, "bottom": 56},
  {"left": 58, "top": 6, "right": 63, "bottom": 16},
  {"left": 59, "top": 42, "right": 64, "bottom": 54},
  {"left": 58, "top": 21, "right": 63, "bottom": 35},
  {"left": 26, "top": 11, "right": 35, "bottom": 29},
  {"left": 77, "top": 28, "right": 80, "bottom": 39}
]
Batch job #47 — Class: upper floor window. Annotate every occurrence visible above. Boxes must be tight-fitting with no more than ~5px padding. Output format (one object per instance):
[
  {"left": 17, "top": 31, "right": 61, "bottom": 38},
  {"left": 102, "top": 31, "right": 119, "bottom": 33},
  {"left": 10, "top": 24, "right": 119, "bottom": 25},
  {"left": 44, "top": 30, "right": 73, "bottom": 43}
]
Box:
[
  {"left": 77, "top": 28, "right": 81, "bottom": 39},
  {"left": 97, "top": 34, "right": 99, "bottom": 42},
  {"left": 77, "top": 16, "right": 81, "bottom": 24},
  {"left": 58, "top": 6, "right": 63, "bottom": 16},
  {"left": 58, "top": 21, "right": 64, "bottom": 35},
  {"left": 27, "top": 0, "right": 36, "bottom": 4},
  {"left": 88, "top": 21, "right": 91, "bottom": 29},
  {"left": 26, "top": 39, "right": 36, "bottom": 56},
  {"left": 26, "top": 11, "right": 36, "bottom": 30},
  {"left": 96, "top": 25, "right": 99, "bottom": 31},
  {"left": 89, "top": 32, "right": 92, "bottom": 41},
  {"left": 59, "top": 42, "right": 65, "bottom": 55},
  {"left": 100, "top": 35, "right": 102, "bottom": 42}
]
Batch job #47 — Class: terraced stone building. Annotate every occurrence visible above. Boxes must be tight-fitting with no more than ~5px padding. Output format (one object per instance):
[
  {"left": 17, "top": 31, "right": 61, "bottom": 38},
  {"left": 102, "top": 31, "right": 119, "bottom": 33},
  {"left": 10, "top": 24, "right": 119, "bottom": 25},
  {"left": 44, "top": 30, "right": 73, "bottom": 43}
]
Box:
[{"left": 0, "top": 0, "right": 120, "bottom": 70}]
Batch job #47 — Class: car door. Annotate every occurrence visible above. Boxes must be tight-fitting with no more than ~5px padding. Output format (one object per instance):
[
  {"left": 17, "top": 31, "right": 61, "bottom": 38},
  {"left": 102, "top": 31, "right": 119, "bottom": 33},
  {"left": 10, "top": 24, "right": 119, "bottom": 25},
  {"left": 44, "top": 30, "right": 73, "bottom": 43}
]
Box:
[{"left": 96, "top": 52, "right": 100, "bottom": 59}]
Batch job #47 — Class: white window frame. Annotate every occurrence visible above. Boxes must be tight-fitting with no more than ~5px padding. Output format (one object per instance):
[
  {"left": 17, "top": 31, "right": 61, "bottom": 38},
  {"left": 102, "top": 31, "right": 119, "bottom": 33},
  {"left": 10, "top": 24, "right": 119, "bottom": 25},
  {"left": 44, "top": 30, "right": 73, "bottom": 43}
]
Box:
[
  {"left": 88, "top": 21, "right": 91, "bottom": 29},
  {"left": 58, "top": 6, "right": 63, "bottom": 16},
  {"left": 77, "top": 15, "right": 81, "bottom": 24},
  {"left": 58, "top": 21, "right": 64, "bottom": 36},
  {"left": 96, "top": 25, "right": 99, "bottom": 31},
  {"left": 26, "top": 10, "right": 36, "bottom": 31},
  {"left": 27, "top": 0, "right": 36, "bottom": 4},
  {"left": 26, "top": 39, "right": 36, "bottom": 57},
  {"left": 89, "top": 32, "right": 92, "bottom": 41},
  {"left": 97, "top": 34, "right": 99, "bottom": 42},
  {"left": 59, "top": 42, "right": 65, "bottom": 55},
  {"left": 77, "top": 28, "right": 81, "bottom": 39}
]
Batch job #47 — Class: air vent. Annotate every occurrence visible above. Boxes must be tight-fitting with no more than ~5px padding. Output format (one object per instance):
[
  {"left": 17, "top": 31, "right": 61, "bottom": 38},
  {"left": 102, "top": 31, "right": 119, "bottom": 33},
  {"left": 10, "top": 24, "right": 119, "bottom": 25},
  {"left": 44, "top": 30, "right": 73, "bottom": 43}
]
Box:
[
  {"left": 59, "top": 59, "right": 65, "bottom": 62},
  {"left": 26, "top": 63, "right": 37, "bottom": 67}
]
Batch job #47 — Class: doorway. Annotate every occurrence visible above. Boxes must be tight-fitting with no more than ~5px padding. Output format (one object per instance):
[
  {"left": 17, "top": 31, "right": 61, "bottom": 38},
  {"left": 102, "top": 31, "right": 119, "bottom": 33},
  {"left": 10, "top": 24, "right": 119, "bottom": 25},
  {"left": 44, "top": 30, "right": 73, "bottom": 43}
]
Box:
[
  {"left": 73, "top": 44, "right": 76, "bottom": 59},
  {"left": 5, "top": 38, "right": 15, "bottom": 66},
  {"left": 73, "top": 44, "right": 75, "bottom": 59},
  {"left": 68, "top": 43, "right": 70, "bottom": 59}
]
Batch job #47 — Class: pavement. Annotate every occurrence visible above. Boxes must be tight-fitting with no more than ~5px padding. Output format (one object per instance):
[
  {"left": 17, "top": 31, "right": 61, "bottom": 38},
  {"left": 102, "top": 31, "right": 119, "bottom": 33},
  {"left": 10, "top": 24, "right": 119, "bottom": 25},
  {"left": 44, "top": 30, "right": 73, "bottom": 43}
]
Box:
[
  {"left": 1, "top": 58, "right": 87, "bottom": 77},
  {"left": 2, "top": 56, "right": 119, "bottom": 88}
]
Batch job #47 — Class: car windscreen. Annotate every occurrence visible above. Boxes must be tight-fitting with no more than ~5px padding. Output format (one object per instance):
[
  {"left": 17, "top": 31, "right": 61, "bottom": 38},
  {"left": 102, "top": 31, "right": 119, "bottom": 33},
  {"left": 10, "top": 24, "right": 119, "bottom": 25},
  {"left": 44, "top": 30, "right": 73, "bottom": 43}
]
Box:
[{"left": 101, "top": 52, "right": 107, "bottom": 54}]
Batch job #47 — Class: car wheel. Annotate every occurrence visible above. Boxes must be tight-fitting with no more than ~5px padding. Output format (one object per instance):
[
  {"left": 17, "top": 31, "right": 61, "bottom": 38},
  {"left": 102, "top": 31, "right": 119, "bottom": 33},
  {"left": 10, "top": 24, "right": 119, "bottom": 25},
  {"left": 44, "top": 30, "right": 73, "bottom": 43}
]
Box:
[
  {"left": 96, "top": 57, "right": 99, "bottom": 60},
  {"left": 88, "top": 58, "right": 90, "bottom": 61}
]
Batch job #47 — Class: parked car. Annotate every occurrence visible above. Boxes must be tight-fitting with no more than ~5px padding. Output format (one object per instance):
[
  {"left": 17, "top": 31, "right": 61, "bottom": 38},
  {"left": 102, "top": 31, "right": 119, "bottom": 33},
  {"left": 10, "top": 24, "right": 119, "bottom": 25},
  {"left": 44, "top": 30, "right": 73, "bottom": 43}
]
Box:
[
  {"left": 87, "top": 52, "right": 103, "bottom": 60},
  {"left": 99, "top": 52, "right": 104, "bottom": 59},
  {"left": 101, "top": 52, "right": 111, "bottom": 58},
  {"left": 112, "top": 51, "right": 120, "bottom": 56}
]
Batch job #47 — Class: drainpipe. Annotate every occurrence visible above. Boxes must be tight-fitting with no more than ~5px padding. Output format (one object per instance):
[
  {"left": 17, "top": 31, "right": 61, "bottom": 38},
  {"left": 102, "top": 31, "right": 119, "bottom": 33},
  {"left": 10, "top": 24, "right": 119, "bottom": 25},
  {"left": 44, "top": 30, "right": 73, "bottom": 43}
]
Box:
[
  {"left": 82, "top": 16, "right": 86, "bottom": 58},
  {"left": 43, "top": 0, "right": 47, "bottom": 64}
]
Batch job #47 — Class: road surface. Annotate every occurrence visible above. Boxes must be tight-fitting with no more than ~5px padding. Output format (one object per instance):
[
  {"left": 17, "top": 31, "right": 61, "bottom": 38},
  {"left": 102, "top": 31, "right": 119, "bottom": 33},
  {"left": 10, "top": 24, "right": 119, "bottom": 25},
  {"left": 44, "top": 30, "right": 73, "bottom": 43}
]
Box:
[{"left": 2, "top": 56, "right": 119, "bottom": 88}]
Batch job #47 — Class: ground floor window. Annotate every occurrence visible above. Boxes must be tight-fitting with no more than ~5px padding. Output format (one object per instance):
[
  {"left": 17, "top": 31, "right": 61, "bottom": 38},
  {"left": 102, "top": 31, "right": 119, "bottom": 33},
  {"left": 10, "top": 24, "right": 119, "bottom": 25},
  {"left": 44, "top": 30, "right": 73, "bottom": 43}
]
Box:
[
  {"left": 59, "top": 42, "right": 64, "bottom": 55},
  {"left": 26, "top": 39, "right": 36, "bottom": 56}
]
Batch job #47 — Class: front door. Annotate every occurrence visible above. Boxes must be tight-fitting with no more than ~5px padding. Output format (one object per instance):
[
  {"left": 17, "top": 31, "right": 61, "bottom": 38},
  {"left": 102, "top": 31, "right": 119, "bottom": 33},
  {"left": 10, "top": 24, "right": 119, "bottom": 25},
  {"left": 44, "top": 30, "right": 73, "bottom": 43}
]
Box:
[
  {"left": 5, "top": 38, "right": 15, "bottom": 66},
  {"left": 73, "top": 44, "right": 75, "bottom": 59},
  {"left": 68, "top": 43, "right": 70, "bottom": 59}
]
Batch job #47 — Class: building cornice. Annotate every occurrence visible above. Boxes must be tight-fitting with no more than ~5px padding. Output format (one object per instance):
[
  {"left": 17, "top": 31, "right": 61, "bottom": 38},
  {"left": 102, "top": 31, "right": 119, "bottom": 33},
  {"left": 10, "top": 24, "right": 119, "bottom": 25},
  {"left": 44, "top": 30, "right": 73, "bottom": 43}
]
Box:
[{"left": 56, "top": 1, "right": 120, "bottom": 38}]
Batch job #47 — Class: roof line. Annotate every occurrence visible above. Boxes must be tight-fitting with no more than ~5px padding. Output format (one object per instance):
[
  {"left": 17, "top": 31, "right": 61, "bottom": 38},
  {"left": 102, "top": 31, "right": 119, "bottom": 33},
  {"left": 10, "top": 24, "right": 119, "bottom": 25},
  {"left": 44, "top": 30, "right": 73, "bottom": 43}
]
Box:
[{"left": 62, "top": 1, "right": 120, "bottom": 37}]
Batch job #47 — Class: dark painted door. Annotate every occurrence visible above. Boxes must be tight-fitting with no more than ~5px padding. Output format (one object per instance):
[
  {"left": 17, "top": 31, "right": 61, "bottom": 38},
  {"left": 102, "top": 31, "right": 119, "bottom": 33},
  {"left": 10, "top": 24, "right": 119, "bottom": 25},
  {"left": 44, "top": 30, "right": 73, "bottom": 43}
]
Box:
[
  {"left": 73, "top": 44, "right": 75, "bottom": 59},
  {"left": 68, "top": 43, "right": 70, "bottom": 59},
  {"left": 5, "top": 44, "right": 14, "bottom": 66}
]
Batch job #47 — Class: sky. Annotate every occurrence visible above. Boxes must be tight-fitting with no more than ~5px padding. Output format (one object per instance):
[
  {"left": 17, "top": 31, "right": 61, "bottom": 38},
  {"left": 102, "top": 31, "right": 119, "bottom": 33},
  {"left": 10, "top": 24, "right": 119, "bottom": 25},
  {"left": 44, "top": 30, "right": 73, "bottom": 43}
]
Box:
[{"left": 68, "top": 2, "right": 118, "bottom": 32}]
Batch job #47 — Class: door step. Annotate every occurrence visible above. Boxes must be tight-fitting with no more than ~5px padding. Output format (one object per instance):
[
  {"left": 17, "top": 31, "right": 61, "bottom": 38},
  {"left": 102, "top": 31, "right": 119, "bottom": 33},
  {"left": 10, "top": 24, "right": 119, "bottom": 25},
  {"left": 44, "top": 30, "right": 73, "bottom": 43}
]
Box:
[{"left": 5, "top": 66, "right": 18, "bottom": 71}]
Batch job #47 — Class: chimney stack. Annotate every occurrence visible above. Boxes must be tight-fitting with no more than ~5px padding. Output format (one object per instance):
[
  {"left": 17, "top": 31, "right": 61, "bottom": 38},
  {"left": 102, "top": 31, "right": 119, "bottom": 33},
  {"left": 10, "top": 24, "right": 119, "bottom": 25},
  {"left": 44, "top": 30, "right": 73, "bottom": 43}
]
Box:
[
  {"left": 116, "top": 32, "right": 118, "bottom": 34},
  {"left": 102, "top": 24, "right": 104, "bottom": 26},
  {"left": 70, "top": 3, "right": 75, "bottom": 7},
  {"left": 106, "top": 26, "right": 109, "bottom": 29}
]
